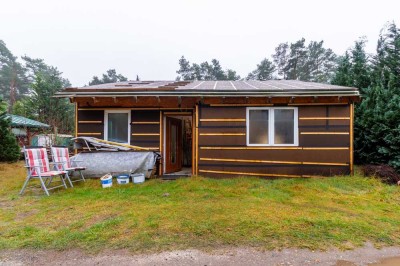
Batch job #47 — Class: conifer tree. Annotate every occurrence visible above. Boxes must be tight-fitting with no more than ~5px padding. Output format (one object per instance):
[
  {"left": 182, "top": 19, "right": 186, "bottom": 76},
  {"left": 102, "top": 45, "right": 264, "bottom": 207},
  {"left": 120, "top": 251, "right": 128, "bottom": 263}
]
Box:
[
  {"left": 350, "top": 38, "right": 371, "bottom": 91},
  {"left": 88, "top": 69, "right": 128, "bottom": 85},
  {"left": 176, "top": 56, "right": 240, "bottom": 81},
  {"left": 246, "top": 58, "right": 276, "bottom": 80},
  {"left": 0, "top": 113, "right": 20, "bottom": 162},
  {"left": 332, "top": 22, "right": 400, "bottom": 170},
  {"left": 331, "top": 52, "right": 353, "bottom": 86}
]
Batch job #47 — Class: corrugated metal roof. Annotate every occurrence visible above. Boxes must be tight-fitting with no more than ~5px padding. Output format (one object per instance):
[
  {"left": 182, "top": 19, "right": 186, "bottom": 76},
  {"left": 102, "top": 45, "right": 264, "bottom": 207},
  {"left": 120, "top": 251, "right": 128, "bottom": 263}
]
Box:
[{"left": 1, "top": 114, "right": 50, "bottom": 128}]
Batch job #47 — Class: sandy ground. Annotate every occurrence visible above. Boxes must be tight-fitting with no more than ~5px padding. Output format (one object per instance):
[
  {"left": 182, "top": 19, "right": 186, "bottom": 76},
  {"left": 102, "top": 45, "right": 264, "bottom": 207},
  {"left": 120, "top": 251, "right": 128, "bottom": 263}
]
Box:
[{"left": 1, "top": 243, "right": 400, "bottom": 266}]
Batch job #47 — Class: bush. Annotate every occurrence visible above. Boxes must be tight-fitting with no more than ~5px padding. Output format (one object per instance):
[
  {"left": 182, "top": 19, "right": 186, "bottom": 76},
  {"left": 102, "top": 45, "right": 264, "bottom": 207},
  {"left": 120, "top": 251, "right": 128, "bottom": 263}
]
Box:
[
  {"left": 362, "top": 164, "right": 400, "bottom": 185},
  {"left": 0, "top": 113, "right": 20, "bottom": 162},
  {"left": 354, "top": 86, "right": 400, "bottom": 171}
]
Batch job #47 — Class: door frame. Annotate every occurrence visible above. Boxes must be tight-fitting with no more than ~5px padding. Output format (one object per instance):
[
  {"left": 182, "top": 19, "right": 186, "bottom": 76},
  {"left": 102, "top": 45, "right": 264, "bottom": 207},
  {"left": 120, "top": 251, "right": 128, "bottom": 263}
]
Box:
[{"left": 162, "top": 112, "right": 193, "bottom": 175}]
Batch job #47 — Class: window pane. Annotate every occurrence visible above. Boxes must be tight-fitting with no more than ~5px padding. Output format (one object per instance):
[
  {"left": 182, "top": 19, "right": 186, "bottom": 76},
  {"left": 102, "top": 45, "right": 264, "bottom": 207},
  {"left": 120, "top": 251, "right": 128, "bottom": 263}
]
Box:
[
  {"left": 249, "top": 110, "right": 269, "bottom": 144},
  {"left": 107, "top": 113, "right": 128, "bottom": 143},
  {"left": 274, "top": 109, "right": 294, "bottom": 144}
]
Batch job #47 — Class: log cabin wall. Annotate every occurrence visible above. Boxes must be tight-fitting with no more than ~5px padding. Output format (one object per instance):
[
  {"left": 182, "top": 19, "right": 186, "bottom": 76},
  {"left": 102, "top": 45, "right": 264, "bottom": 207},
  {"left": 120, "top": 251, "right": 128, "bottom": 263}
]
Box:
[{"left": 197, "top": 104, "right": 351, "bottom": 178}]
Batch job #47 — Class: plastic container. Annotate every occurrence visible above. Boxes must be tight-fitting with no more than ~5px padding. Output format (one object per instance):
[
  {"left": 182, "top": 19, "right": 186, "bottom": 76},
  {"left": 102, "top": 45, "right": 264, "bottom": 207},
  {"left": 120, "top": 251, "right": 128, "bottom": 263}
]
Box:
[
  {"left": 131, "top": 173, "right": 145, "bottom": 184},
  {"left": 100, "top": 174, "right": 113, "bottom": 188},
  {"left": 117, "top": 174, "right": 130, "bottom": 185}
]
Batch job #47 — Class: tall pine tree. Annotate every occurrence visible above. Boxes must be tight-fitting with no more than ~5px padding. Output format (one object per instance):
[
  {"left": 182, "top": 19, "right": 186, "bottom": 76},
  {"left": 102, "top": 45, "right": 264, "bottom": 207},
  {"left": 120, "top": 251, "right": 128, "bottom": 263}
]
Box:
[
  {"left": 246, "top": 58, "right": 276, "bottom": 80},
  {"left": 0, "top": 40, "right": 29, "bottom": 111},
  {"left": 176, "top": 56, "right": 240, "bottom": 81},
  {"left": 88, "top": 69, "right": 128, "bottom": 85}
]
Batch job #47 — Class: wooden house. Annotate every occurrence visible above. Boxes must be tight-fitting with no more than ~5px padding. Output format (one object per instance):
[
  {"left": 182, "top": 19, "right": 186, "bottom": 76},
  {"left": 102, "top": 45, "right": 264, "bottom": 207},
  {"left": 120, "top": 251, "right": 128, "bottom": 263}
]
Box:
[{"left": 57, "top": 80, "right": 360, "bottom": 178}]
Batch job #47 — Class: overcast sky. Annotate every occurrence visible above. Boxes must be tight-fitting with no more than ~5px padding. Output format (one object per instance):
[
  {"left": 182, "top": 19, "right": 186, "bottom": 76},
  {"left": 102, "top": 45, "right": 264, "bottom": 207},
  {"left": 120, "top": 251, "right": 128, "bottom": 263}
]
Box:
[{"left": 1, "top": 0, "right": 399, "bottom": 86}]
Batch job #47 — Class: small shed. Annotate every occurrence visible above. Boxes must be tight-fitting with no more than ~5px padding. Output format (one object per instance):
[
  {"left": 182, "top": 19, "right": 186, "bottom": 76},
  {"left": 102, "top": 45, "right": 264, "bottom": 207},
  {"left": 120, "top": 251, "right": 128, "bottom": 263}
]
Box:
[
  {"left": 1, "top": 114, "right": 50, "bottom": 146},
  {"left": 56, "top": 80, "right": 361, "bottom": 178}
]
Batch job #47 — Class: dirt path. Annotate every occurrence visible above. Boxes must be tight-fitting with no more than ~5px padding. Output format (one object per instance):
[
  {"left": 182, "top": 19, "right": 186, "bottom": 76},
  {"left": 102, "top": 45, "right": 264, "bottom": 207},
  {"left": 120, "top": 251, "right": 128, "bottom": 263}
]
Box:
[{"left": 1, "top": 243, "right": 400, "bottom": 266}]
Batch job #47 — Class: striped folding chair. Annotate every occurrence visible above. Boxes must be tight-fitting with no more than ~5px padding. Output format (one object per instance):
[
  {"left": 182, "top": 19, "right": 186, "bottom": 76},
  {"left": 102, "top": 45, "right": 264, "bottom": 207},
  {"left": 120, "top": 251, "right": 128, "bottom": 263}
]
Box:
[
  {"left": 51, "top": 146, "right": 86, "bottom": 187},
  {"left": 20, "top": 146, "right": 71, "bottom": 196}
]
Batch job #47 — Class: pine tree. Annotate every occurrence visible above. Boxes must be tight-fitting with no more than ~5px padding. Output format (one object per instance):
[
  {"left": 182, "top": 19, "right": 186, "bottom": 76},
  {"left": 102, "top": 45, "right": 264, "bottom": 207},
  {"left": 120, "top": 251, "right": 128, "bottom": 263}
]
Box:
[
  {"left": 331, "top": 38, "right": 371, "bottom": 90},
  {"left": 272, "top": 39, "right": 337, "bottom": 82},
  {"left": 332, "top": 22, "right": 400, "bottom": 171},
  {"left": 272, "top": 42, "right": 289, "bottom": 79},
  {"left": 176, "top": 56, "right": 193, "bottom": 80},
  {"left": 88, "top": 69, "right": 128, "bottom": 85},
  {"left": 247, "top": 58, "right": 276, "bottom": 80},
  {"left": 192, "top": 63, "right": 202, "bottom": 80},
  {"left": 200, "top": 61, "right": 214, "bottom": 80},
  {"left": 331, "top": 52, "right": 353, "bottom": 86},
  {"left": 225, "top": 69, "right": 241, "bottom": 80},
  {"left": 210, "top": 59, "right": 226, "bottom": 80},
  {"left": 176, "top": 56, "right": 239, "bottom": 81},
  {"left": 0, "top": 40, "right": 29, "bottom": 111},
  {"left": 24, "top": 72, "right": 74, "bottom": 134},
  {"left": 350, "top": 38, "right": 371, "bottom": 90},
  {"left": 372, "top": 22, "right": 400, "bottom": 91},
  {"left": 0, "top": 113, "right": 20, "bottom": 162},
  {"left": 285, "top": 38, "right": 308, "bottom": 80},
  {"left": 305, "top": 41, "right": 336, "bottom": 82}
]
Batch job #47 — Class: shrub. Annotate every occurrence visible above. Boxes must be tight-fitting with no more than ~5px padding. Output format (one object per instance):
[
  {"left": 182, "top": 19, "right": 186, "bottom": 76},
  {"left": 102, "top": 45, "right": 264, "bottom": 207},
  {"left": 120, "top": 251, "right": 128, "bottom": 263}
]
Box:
[
  {"left": 362, "top": 164, "right": 400, "bottom": 185},
  {"left": 0, "top": 113, "right": 20, "bottom": 162}
]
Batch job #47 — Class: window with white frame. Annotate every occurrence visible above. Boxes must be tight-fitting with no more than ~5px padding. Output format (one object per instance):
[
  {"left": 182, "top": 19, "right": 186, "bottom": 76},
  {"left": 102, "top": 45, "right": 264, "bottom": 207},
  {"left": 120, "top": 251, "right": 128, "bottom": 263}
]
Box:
[
  {"left": 246, "top": 107, "right": 298, "bottom": 146},
  {"left": 104, "top": 110, "right": 131, "bottom": 144}
]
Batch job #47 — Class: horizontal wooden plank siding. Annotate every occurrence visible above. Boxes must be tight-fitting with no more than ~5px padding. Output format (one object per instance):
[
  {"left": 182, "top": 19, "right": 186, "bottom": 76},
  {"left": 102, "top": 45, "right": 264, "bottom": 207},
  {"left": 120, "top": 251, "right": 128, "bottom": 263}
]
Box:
[
  {"left": 199, "top": 149, "right": 350, "bottom": 163},
  {"left": 76, "top": 109, "right": 162, "bottom": 150},
  {"left": 131, "top": 110, "right": 160, "bottom": 150},
  {"left": 197, "top": 104, "right": 351, "bottom": 178},
  {"left": 198, "top": 166, "right": 349, "bottom": 178},
  {"left": 77, "top": 110, "right": 104, "bottom": 139}
]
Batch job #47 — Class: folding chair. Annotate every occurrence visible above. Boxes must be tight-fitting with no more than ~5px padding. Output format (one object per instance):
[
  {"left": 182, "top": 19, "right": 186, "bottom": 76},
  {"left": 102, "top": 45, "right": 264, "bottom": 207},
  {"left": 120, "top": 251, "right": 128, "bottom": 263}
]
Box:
[
  {"left": 20, "top": 146, "right": 71, "bottom": 196},
  {"left": 51, "top": 146, "right": 86, "bottom": 187}
]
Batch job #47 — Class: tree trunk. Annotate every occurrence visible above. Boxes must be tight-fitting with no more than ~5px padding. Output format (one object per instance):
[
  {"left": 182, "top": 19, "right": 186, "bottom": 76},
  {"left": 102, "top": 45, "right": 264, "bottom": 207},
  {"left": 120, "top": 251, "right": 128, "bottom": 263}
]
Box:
[{"left": 8, "top": 64, "right": 17, "bottom": 112}]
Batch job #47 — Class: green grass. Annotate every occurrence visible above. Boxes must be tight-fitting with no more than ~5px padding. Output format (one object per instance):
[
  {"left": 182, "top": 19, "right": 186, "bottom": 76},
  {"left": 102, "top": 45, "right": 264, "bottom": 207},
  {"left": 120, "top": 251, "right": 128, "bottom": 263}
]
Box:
[{"left": 1, "top": 162, "right": 400, "bottom": 252}]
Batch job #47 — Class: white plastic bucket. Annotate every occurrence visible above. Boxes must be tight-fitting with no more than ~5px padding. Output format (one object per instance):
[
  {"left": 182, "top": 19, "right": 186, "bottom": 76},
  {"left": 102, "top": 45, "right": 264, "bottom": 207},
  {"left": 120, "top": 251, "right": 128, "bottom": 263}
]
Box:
[
  {"left": 100, "top": 174, "right": 113, "bottom": 188},
  {"left": 132, "top": 173, "right": 145, "bottom": 184},
  {"left": 117, "top": 174, "right": 130, "bottom": 185}
]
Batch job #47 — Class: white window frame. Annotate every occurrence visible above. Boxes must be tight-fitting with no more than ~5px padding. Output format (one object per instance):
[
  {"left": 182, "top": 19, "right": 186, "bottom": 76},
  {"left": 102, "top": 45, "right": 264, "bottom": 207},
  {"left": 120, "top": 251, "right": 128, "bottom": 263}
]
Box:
[
  {"left": 104, "top": 110, "right": 131, "bottom": 144},
  {"left": 246, "top": 107, "right": 298, "bottom": 147}
]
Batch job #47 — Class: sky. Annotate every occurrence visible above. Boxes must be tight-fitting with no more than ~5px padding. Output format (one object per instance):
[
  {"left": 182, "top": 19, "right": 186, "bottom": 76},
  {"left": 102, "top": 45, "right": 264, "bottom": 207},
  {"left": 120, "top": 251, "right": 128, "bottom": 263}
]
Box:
[{"left": 1, "top": 0, "right": 399, "bottom": 87}]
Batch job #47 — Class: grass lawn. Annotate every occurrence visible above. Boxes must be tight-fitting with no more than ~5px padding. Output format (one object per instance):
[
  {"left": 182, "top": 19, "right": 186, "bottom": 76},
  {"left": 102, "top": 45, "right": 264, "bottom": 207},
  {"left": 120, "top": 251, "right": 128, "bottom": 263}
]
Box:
[{"left": 1, "top": 162, "right": 400, "bottom": 253}]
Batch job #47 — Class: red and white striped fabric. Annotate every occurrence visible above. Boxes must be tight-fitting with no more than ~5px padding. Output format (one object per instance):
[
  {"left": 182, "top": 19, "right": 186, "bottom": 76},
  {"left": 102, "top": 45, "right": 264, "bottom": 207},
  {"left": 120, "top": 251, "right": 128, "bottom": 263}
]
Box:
[
  {"left": 51, "top": 147, "right": 71, "bottom": 170},
  {"left": 35, "top": 170, "right": 67, "bottom": 176},
  {"left": 25, "top": 148, "right": 50, "bottom": 176}
]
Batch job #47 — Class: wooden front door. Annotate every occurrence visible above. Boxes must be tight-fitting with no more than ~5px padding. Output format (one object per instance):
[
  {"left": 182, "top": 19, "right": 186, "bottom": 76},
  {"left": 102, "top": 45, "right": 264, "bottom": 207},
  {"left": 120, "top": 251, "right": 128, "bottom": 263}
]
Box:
[{"left": 165, "top": 117, "right": 182, "bottom": 173}]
